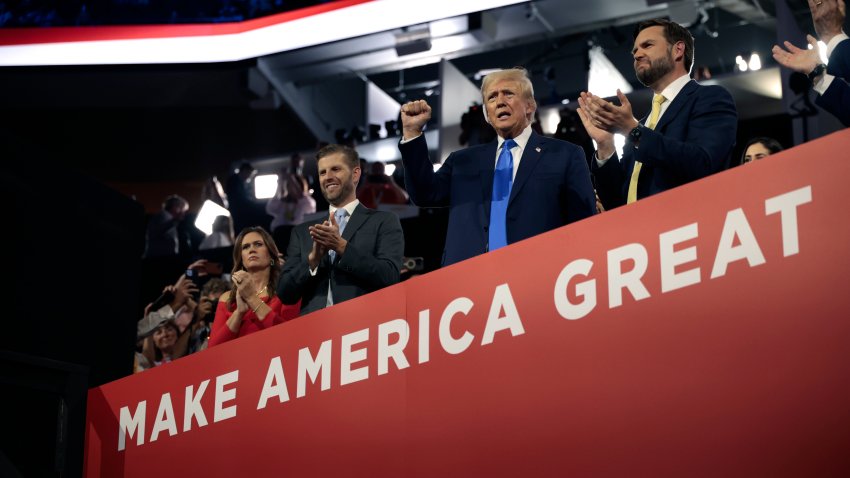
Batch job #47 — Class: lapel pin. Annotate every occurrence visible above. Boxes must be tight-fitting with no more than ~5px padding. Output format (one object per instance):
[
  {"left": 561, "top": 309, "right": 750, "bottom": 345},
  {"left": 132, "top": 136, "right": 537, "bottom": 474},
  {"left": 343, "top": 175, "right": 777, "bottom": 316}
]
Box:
[{"left": 535, "top": 147, "right": 541, "bottom": 153}]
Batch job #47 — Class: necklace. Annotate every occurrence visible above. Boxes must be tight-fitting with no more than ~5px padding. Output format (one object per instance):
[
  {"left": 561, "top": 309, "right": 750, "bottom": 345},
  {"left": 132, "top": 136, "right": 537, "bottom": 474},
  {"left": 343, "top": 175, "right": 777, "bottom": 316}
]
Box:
[{"left": 256, "top": 285, "right": 268, "bottom": 298}]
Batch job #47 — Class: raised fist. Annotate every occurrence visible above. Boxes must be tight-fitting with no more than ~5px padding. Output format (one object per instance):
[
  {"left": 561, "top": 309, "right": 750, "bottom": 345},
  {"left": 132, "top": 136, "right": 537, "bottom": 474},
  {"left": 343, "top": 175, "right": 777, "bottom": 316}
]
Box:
[{"left": 400, "top": 100, "right": 432, "bottom": 140}]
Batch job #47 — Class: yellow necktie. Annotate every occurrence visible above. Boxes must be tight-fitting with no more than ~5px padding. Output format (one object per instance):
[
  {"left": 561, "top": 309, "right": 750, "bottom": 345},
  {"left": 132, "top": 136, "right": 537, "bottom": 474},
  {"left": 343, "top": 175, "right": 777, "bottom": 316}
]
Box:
[{"left": 627, "top": 94, "right": 666, "bottom": 204}]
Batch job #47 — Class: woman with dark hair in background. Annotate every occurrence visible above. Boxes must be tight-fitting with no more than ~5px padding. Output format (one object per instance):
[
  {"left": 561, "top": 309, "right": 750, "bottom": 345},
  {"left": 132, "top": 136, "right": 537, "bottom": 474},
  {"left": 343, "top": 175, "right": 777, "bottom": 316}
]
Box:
[
  {"left": 741, "top": 137, "right": 784, "bottom": 164},
  {"left": 208, "top": 226, "right": 299, "bottom": 346}
]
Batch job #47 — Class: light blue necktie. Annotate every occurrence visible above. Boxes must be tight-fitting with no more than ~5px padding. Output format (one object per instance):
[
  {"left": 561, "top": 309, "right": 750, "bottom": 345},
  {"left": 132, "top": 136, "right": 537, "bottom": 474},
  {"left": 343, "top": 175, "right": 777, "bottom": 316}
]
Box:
[
  {"left": 489, "top": 138, "right": 517, "bottom": 251},
  {"left": 326, "top": 208, "right": 349, "bottom": 306},
  {"left": 328, "top": 208, "right": 349, "bottom": 263}
]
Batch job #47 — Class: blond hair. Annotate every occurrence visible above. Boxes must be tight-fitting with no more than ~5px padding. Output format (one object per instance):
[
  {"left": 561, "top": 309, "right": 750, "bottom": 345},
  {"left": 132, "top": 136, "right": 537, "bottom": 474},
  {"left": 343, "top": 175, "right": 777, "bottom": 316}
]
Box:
[
  {"left": 479, "top": 67, "right": 537, "bottom": 122},
  {"left": 481, "top": 68, "right": 536, "bottom": 103}
]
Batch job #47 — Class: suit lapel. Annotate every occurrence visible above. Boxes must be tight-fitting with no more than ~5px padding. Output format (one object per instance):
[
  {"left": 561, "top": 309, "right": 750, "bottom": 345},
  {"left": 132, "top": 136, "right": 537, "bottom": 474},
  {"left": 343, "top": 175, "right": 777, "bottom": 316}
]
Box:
[
  {"left": 480, "top": 140, "right": 498, "bottom": 221},
  {"left": 654, "top": 80, "right": 697, "bottom": 132},
  {"left": 341, "top": 203, "right": 370, "bottom": 243},
  {"left": 508, "top": 131, "right": 542, "bottom": 206}
]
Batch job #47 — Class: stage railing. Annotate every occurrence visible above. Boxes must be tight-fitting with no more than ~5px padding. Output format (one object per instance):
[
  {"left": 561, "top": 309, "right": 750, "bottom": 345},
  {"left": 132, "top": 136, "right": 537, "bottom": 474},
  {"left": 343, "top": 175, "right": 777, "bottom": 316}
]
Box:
[{"left": 85, "top": 130, "right": 850, "bottom": 477}]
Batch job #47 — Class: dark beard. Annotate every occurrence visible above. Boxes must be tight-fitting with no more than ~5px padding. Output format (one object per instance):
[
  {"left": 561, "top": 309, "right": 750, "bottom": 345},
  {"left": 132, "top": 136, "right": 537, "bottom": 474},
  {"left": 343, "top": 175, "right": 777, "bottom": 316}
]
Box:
[
  {"left": 635, "top": 50, "right": 674, "bottom": 87},
  {"left": 323, "top": 180, "right": 354, "bottom": 206}
]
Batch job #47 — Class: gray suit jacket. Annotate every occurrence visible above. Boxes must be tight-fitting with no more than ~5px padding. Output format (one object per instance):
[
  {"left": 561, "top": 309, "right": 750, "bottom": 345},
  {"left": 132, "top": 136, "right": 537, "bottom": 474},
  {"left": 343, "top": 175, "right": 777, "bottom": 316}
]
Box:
[{"left": 278, "top": 203, "right": 404, "bottom": 316}]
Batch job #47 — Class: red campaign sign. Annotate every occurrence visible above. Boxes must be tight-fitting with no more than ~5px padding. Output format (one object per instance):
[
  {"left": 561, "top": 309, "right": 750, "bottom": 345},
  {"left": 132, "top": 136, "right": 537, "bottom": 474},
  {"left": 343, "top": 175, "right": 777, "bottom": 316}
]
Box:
[{"left": 85, "top": 130, "right": 850, "bottom": 477}]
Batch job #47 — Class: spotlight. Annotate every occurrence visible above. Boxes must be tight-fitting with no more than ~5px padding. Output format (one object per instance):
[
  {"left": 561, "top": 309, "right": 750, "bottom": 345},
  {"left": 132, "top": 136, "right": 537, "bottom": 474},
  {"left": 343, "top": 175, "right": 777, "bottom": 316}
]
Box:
[
  {"left": 194, "top": 200, "right": 231, "bottom": 235},
  {"left": 808, "top": 41, "right": 829, "bottom": 64},
  {"left": 254, "top": 174, "right": 278, "bottom": 199},
  {"left": 748, "top": 53, "right": 761, "bottom": 71},
  {"left": 735, "top": 54, "right": 748, "bottom": 72},
  {"left": 736, "top": 52, "right": 762, "bottom": 72}
]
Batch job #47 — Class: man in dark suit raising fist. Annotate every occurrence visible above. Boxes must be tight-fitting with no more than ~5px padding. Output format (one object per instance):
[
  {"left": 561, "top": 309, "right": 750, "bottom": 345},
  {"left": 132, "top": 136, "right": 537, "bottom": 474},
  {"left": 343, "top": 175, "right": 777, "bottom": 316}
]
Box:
[{"left": 398, "top": 67, "right": 596, "bottom": 267}]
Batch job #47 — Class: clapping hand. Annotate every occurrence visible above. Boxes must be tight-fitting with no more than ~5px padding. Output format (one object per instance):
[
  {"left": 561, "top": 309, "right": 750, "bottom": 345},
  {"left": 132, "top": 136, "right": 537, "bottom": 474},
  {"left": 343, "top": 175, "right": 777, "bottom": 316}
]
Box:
[
  {"left": 772, "top": 34, "right": 823, "bottom": 75},
  {"left": 309, "top": 213, "right": 347, "bottom": 254}
]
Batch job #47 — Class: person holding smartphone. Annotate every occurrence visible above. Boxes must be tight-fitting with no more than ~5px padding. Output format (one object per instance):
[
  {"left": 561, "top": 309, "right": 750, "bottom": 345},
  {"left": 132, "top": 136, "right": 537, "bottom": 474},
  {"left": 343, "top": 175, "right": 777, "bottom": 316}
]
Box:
[{"left": 208, "top": 226, "right": 300, "bottom": 346}]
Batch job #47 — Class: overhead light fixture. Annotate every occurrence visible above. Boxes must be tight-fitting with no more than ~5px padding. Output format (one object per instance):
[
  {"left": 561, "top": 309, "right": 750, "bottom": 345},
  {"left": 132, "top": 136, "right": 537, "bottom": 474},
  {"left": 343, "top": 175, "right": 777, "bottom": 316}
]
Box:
[
  {"left": 735, "top": 54, "right": 748, "bottom": 72},
  {"left": 395, "top": 26, "right": 431, "bottom": 57},
  {"left": 474, "top": 68, "right": 502, "bottom": 81},
  {"left": 748, "top": 53, "right": 761, "bottom": 71},
  {"left": 736, "top": 52, "right": 762, "bottom": 72},
  {"left": 587, "top": 45, "right": 633, "bottom": 98}
]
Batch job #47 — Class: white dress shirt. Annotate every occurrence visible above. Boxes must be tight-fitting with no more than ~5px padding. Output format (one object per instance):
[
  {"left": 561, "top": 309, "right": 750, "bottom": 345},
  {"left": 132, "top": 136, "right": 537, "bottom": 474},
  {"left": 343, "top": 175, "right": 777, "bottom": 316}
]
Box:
[{"left": 814, "top": 32, "right": 849, "bottom": 95}]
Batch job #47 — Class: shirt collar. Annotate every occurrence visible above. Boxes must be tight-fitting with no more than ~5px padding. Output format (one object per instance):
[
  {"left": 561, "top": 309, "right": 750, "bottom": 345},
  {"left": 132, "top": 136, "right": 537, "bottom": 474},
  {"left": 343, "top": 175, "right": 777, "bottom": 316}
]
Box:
[
  {"left": 658, "top": 73, "right": 692, "bottom": 103},
  {"left": 329, "top": 199, "right": 360, "bottom": 217},
  {"left": 497, "top": 124, "right": 533, "bottom": 151}
]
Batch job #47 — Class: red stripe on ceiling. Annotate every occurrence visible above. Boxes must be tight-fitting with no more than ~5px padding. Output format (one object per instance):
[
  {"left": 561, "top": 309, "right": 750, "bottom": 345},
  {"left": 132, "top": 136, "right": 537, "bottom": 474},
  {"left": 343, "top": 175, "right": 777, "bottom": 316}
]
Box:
[{"left": 0, "top": 0, "right": 374, "bottom": 46}]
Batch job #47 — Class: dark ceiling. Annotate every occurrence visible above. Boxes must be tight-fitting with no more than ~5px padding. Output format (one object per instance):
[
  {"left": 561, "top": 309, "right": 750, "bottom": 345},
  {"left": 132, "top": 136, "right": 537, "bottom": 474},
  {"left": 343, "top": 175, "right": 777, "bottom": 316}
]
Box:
[{"left": 0, "top": 0, "right": 840, "bottom": 186}]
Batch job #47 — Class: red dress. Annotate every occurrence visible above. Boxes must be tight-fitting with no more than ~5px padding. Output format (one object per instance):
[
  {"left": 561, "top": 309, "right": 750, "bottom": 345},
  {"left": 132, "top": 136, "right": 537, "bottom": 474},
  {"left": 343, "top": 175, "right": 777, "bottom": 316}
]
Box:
[{"left": 208, "top": 295, "right": 300, "bottom": 346}]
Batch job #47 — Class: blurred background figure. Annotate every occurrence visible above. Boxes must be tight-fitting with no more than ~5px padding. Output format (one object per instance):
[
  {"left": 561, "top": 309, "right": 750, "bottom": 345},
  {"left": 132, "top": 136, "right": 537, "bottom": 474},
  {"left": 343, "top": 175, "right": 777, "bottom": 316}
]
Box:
[
  {"left": 356, "top": 157, "right": 369, "bottom": 194},
  {"left": 288, "top": 153, "right": 314, "bottom": 191},
  {"left": 202, "top": 175, "right": 229, "bottom": 209},
  {"left": 188, "top": 277, "right": 230, "bottom": 353},
  {"left": 554, "top": 108, "right": 594, "bottom": 164},
  {"left": 226, "top": 161, "right": 266, "bottom": 233},
  {"left": 208, "top": 227, "right": 299, "bottom": 346},
  {"left": 693, "top": 64, "right": 712, "bottom": 81},
  {"left": 143, "top": 194, "right": 191, "bottom": 259},
  {"left": 134, "top": 272, "right": 198, "bottom": 372},
  {"left": 135, "top": 257, "right": 230, "bottom": 371},
  {"left": 741, "top": 137, "right": 784, "bottom": 164},
  {"left": 459, "top": 103, "right": 497, "bottom": 147},
  {"left": 134, "top": 320, "right": 186, "bottom": 372},
  {"left": 137, "top": 272, "right": 197, "bottom": 338},
  {"left": 357, "top": 161, "right": 409, "bottom": 209},
  {"left": 266, "top": 160, "right": 316, "bottom": 253},
  {"left": 199, "top": 215, "right": 235, "bottom": 251}
]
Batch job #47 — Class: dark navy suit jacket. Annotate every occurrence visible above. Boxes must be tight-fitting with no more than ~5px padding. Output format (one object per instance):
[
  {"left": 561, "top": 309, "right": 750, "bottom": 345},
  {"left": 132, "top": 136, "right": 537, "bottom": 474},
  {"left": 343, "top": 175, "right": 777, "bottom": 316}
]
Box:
[
  {"left": 279, "top": 203, "right": 403, "bottom": 316},
  {"left": 399, "top": 131, "right": 596, "bottom": 266},
  {"left": 817, "top": 38, "right": 850, "bottom": 126},
  {"left": 592, "top": 80, "right": 738, "bottom": 209}
]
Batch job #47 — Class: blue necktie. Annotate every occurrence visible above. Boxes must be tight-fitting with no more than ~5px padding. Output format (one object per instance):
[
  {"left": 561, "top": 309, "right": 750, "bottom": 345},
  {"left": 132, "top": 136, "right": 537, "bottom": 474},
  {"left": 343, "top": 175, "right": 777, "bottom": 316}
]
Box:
[
  {"left": 489, "top": 138, "right": 516, "bottom": 251},
  {"left": 328, "top": 208, "right": 349, "bottom": 263}
]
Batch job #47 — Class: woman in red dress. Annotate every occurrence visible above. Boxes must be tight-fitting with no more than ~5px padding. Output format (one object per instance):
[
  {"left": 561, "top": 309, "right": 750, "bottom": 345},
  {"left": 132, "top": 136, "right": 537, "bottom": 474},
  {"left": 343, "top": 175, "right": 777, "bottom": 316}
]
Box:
[{"left": 208, "top": 226, "right": 299, "bottom": 346}]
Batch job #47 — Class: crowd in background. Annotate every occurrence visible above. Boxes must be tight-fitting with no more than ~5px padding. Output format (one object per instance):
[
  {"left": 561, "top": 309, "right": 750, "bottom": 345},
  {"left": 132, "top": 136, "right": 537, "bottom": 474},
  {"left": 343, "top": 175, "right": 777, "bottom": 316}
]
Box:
[
  {"left": 134, "top": 109, "right": 789, "bottom": 375},
  {"left": 132, "top": 0, "right": 848, "bottom": 374},
  {"left": 136, "top": 140, "right": 413, "bottom": 373}
]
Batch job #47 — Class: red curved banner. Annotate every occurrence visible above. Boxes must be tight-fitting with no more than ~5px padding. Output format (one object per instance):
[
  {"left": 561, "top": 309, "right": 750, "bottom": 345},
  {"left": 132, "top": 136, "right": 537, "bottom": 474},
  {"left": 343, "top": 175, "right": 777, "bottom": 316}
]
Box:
[{"left": 85, "top": 129, "right": 850, "bottom": 477}]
